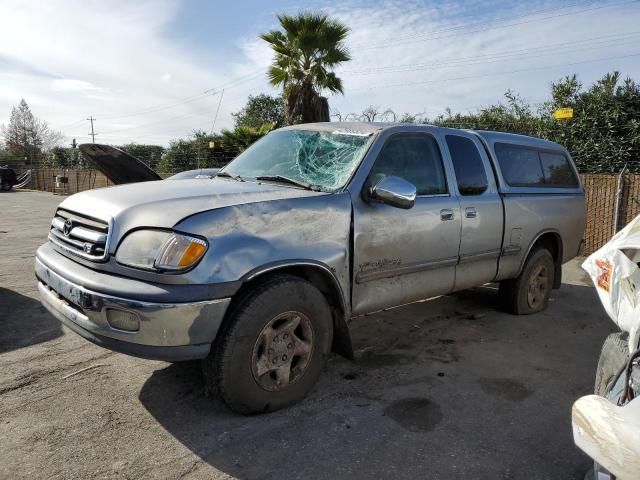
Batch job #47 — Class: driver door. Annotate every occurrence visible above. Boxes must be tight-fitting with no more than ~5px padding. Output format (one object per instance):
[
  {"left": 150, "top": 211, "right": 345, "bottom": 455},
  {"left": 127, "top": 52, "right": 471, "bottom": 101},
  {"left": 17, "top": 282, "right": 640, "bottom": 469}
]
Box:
[{"left": 351, "top": 131, "right": 461, "bottom": 315}]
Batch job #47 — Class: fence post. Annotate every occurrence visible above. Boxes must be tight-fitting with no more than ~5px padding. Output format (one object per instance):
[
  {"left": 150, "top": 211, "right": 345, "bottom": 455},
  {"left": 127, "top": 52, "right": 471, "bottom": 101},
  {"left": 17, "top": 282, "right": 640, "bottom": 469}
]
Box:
[{"left": 613, "top": 164, "right": 629, "bottom": 234}]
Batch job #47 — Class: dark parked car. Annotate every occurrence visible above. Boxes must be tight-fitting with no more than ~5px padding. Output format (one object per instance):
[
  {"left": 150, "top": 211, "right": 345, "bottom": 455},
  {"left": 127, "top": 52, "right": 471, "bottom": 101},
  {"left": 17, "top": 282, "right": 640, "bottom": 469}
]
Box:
[{"left": 0, "top": 166, "right": 17, "bottom": 191}]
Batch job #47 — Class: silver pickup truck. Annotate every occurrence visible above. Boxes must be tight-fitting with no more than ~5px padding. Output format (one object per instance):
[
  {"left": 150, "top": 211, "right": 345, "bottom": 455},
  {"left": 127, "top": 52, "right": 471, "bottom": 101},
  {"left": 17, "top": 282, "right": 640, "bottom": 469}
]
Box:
[{"left": 36, "top": 122, "right": 585, "bottom": 413}]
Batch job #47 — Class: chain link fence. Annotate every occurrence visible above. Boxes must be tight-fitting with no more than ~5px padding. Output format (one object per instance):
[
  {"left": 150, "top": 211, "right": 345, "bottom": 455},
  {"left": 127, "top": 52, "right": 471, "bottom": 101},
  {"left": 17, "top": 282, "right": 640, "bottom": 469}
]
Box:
[{"left": 6, "top": 152, "right": 640, "bottom": 256}]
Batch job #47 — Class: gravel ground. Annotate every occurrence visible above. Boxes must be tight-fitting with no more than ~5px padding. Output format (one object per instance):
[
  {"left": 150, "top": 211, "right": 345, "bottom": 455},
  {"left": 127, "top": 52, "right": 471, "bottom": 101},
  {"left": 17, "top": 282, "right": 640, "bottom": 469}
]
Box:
[{"left": 0, "top": 189, "right": 614, "bottom": 479}]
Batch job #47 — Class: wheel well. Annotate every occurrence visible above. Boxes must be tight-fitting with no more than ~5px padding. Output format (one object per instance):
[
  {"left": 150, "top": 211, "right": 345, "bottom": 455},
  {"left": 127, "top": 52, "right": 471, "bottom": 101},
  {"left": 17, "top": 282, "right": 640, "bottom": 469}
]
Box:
[
  {"left": 529, "top": 232, "right": 563, "bottom": 289},
  {"left": 227, "top": 265, "right": 353, "bottom": 359}
]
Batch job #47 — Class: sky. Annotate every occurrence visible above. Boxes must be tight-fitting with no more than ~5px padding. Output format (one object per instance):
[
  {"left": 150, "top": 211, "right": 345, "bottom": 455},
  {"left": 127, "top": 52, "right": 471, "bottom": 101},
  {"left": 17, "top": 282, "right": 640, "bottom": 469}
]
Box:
[{"left": 0, "top": 0, "right": 639, "bottom": 146}]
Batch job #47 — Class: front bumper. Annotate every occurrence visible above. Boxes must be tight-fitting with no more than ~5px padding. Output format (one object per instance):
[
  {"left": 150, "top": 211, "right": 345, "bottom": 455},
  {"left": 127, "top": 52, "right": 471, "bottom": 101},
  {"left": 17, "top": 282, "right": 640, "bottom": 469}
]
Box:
[{"left": 35, "top": 249, "right": 231, "bottom": 361}]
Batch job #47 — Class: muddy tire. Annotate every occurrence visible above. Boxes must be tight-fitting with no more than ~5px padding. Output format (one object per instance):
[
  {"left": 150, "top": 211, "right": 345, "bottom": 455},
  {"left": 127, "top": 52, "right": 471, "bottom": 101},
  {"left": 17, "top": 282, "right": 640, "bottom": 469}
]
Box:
[
  {"left": 202, "top": 275, "right": 333, "bottom": 414},
  {"left": 499, "top": 248, "right": 555, "bottom": 315},
  {"left": 594, "top": 332, "right": 629, "bottom": 396}
]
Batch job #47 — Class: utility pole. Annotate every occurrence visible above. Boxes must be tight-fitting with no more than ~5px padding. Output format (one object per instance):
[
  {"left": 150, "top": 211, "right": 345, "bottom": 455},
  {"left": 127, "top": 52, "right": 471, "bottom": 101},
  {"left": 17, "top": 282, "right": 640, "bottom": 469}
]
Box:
[
  {"left": 71, "top": 138, "right": 78, "bottom": 193},
  {"left": 87, "top": 116, "right": 97, "bottom": 143}
]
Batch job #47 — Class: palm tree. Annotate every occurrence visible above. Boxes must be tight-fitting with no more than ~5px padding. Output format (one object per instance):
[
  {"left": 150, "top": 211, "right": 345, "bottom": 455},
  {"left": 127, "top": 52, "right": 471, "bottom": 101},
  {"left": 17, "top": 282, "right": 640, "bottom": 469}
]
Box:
[
  {"left": 220, "top": 123, "right": 274, "bottom": 153},
  {"left": 260, "top": 12, "right": 350, "bottom": 124}
]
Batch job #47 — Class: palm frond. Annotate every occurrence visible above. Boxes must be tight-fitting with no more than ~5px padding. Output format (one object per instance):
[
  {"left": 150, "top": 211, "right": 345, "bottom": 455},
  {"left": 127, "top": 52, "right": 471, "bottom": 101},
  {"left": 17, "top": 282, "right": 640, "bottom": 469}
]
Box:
[
  {"left": 267, "top": 66, "right": 289, "bottom": 87},
  {"left": 261, "top": 11, "right": 350, "bottom": 122}
]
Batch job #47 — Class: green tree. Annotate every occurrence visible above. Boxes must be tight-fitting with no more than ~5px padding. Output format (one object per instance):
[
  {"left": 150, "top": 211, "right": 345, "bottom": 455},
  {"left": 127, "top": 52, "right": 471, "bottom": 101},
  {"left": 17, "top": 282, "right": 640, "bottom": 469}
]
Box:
[
  {"left": 157, "top": 138, "right": 195, "bottom": 173},
  {"left": 120, "top": 143, "right": 165, "bottom": 169},
  {"left": 0, "top": 99, "right": 62, "bottom": 165},
  {"left": 261, "top": 12, "right": 350, "bottom": 124},
  {"left": 49, "top": 146, "right": 74, "bottom": 168},
  {"left": 399, "top": 113, "right": 417, "bottom": 123},
  {"left": 158, "top": 130, "right": 236, "bottom": 174},
  {"left": 543, "top": 72, "right": 640, "bottom": 173},
  {"left": 219, "top": 124, "right": 274, "bottom": 153},
  {"left": 434, "top": 90, "right": 545, "bottom": 136},
  {"left": 232, "top": 94, "right": 285, "bottom": 129},
  {"left": 428, "top": 72, "right": 640, "bottom": 174}
]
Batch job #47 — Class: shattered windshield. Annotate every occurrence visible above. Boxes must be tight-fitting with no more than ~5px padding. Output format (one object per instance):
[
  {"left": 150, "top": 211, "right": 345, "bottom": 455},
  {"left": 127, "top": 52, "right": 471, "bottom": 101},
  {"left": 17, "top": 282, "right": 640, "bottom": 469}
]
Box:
[{"left": 221, "top": 129, "right": 374, "bottom": 191}]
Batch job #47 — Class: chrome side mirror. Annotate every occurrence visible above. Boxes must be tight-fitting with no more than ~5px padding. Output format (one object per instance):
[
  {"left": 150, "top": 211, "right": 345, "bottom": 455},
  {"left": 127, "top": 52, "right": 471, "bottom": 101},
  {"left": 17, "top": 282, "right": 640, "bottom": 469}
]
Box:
[{"left": 368, "top": 175, "right": 417, "bottom": 209}]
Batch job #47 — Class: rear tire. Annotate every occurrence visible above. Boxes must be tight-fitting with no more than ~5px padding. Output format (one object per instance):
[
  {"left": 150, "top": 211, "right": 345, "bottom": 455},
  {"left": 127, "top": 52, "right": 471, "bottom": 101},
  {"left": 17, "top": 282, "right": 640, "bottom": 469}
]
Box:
[
  {"left": 594, "top": 332, "right": 628, "bottom": 396},
  {"left": 1, "top": 181, "right": 12, "bottom": 191},
  {"left": 499, "top": 248, "right": 555, "bottom": 315},
  {"left": 202, "top": 275, "right": 333, "bottom": 414}
]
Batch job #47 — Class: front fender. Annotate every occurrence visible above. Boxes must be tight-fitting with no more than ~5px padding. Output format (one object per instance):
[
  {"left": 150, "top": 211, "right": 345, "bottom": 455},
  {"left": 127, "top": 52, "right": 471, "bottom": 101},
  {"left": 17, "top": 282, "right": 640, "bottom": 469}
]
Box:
[{"left": 174, "top": 193, "right": 353, "bottom": 309}]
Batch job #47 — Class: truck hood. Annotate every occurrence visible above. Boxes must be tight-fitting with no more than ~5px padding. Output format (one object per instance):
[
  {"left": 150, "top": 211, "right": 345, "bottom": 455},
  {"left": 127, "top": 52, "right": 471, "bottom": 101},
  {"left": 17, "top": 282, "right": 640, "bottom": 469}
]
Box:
[
  {"left": 78, "top": 144, "right": 162, "bottom": 184},
  {"left": 58, "top": 178, "right": 327, "bottom": 249}
]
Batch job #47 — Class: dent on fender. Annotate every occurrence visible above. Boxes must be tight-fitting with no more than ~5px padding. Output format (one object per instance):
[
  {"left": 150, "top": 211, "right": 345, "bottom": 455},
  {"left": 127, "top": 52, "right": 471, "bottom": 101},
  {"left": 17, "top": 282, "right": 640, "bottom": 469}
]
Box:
[{"left": 174, "top": 192, "right": 353, "bottom": 306}]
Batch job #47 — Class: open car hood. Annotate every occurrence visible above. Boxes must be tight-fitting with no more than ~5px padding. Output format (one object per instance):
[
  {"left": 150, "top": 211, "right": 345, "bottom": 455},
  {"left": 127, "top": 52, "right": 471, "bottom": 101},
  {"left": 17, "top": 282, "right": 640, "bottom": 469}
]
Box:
[
  {"left": 583, "top": 214, "right": 640, "bottom": 352},
  {"left": 79, "top": 144, "right": 162, "bottom": 184}
]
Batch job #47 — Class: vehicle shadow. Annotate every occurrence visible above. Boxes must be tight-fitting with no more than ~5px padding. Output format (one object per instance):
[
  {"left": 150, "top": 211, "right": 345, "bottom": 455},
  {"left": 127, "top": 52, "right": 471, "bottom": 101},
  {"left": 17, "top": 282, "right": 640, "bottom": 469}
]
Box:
[
  {"left": 0, "top": 287, "right": 64, "bottom": 353},
  {"left": 139, "top": 283, "right": 614, "bottom": 479}
]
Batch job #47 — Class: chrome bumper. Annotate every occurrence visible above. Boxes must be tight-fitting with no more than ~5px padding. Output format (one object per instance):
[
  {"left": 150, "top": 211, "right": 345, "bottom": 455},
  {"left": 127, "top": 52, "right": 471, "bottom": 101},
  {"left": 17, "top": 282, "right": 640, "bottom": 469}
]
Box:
[{"left": 35, "top": 257, "right": 231, "bottom": 361}]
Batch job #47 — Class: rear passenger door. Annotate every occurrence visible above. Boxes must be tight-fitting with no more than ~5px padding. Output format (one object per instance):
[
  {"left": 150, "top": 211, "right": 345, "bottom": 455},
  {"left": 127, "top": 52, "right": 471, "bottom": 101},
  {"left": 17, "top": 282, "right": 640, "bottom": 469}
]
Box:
[{"left": 445, "top": 133, "right": 504, "bottom": 291}]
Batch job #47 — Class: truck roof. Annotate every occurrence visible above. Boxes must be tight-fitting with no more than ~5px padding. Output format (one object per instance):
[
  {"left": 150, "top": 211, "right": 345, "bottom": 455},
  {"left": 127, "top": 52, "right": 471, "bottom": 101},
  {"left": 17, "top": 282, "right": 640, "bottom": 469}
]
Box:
[
  {"left": 278, "top": 122, "right": 566, "bottom": 151},
  {"left": 470, "top": 130, "right": 565, "bottom": 151}
]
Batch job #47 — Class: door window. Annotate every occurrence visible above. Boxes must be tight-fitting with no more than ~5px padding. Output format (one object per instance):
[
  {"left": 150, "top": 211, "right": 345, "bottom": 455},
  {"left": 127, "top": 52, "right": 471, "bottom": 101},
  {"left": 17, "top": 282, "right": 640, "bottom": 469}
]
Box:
[
  {"left": 495, "top": 142, "right": 579, "bottom": 188},
  {"left": 446, "top": 135, "right": 489, "bottom": 195},
  {"left": 539, "top": 151, "right": 579, "bottom": 187},
  {"left": 494, "top": 143, "right": 544, "bottom": 186},
  {"left": 369, "top": 134, "right": 447, "bottom": 195}
]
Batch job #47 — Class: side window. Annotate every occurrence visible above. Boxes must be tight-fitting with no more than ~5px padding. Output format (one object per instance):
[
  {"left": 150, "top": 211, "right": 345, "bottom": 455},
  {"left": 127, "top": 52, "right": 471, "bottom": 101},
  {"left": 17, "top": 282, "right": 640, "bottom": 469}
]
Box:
[
  {"left": 539, "top": 151, "right": 579, "bottom": 187},
  {"left": 446, "top": 135, "right": 489, "bottom": 195},
  {"left": 494, "top": 143, "right": 544, "bottom": 186},
  {"left": 369, "top": 134, "right": 447, "bottom": 195}
]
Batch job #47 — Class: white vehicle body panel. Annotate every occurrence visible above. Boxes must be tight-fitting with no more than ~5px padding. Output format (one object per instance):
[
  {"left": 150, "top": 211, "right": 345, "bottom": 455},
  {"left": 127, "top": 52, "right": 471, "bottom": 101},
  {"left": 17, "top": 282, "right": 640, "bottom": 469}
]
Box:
[
  {"left": 583, "top": 215, "right": 640, "bottom": 352},
  {"left": 572, "top": 395, "right": 640, "bottom": 480}
]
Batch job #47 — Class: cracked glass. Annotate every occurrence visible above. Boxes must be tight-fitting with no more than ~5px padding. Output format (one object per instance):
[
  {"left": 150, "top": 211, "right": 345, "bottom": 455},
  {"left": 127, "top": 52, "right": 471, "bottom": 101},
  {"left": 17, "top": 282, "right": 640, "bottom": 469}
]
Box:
[{"left": 222, "top": 129, "right": 374, "bottom": 191}]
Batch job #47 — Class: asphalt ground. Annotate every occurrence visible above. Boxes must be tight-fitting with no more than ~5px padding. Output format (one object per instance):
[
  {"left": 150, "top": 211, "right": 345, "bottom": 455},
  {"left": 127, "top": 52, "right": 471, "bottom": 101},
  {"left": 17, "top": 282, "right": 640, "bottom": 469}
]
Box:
[{"left": 0, "top": 189, "right": 613, "bottom": 479}]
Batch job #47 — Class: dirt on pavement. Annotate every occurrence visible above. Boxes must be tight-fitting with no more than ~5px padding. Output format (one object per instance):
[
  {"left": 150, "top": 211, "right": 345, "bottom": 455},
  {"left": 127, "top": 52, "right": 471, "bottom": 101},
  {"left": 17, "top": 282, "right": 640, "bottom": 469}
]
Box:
[{"left": 0, "top": 190, "right": 614, "bottom": 479}]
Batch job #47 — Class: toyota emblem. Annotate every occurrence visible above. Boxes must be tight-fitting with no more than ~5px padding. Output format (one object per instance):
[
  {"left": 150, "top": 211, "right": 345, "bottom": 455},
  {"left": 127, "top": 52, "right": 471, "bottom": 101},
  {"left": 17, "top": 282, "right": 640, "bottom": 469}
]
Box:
[{"left": 63, "top": 219, "right": 73, "bottom": 236}]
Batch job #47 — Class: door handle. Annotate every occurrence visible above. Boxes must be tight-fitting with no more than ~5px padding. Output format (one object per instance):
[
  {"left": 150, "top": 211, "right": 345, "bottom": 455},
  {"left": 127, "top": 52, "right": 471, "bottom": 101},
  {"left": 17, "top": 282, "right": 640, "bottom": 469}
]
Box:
[
  {"left": 465, "top": 207, "right": 477, "bottom": 218},
  {"left": 440, "top": 209, "right": 454, "bottom": 221}
]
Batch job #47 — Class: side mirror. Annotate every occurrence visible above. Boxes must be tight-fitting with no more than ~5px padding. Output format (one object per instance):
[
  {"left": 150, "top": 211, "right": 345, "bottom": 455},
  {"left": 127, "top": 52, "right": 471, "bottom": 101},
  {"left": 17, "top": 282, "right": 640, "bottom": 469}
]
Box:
[{"left": 368, "top": 175, "right": 417, "bottom": 209}]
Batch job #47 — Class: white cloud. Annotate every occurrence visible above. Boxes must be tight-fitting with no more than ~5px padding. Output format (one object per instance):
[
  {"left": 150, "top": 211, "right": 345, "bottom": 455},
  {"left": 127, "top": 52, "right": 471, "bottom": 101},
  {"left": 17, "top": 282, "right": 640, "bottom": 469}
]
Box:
[
  {"left": 0, "top": 0, "right": 638, "bottom": 146},
  {"left": 52, "top": 79, "right": 104, "bottom": 92}
]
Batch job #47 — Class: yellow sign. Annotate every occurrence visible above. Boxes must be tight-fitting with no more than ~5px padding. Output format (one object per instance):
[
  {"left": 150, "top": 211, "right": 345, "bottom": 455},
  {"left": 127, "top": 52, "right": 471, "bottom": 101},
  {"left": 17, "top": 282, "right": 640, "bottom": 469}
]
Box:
[
  {"left": 208, "top": 141, "right": 215, "bottom": 149},
  {"left": 553, "top": 107, "right": 574, "bottom": 120}
]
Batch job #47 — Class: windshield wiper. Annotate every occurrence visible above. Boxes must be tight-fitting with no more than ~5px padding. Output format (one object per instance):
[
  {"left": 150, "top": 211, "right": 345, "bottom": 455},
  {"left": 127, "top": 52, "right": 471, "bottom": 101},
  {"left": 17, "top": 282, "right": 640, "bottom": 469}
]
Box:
[
  {"left": 216, "top": 171, "right": 244, "bottom": 181},
  {"left": 256, "top": 175, "right": 322, "bottom": 191}
]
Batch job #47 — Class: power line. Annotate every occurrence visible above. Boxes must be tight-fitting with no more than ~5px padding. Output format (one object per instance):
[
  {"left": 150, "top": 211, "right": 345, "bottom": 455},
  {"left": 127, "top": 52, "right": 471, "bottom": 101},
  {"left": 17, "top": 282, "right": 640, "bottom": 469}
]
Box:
[
  {"left": 96, "top": 69, "right": 266, "bottom": 123},
  {"left": 342, "top": 31, "right": 640, "bottom": 75},
  {"left": 98, "top": 92, "right": 211, "bottom": 120},
  {"left": 350, "top": 0, "right": 602, "bottom": 47},
  {"left": 353, "top": 51, "right": 640, "bottom": 92},
  {"left": 57, "top": 118, "right": 87, "bottom": 130},
  {"left": 98, "top": 103, "right": 218, "bottom": 136},
  {"left": 357, "top": 0, "right": 639, "bottom": 50}
]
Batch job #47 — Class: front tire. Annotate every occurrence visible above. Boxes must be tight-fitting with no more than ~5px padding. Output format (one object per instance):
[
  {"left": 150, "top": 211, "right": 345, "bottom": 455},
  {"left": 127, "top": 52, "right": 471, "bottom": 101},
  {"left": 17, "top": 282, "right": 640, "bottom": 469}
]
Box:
[
  {"left": 203, "top": 275, "right": 333, "bottom": 414},
  {"left": 499, "top": 248, "right": 555, "bottom": 315}
]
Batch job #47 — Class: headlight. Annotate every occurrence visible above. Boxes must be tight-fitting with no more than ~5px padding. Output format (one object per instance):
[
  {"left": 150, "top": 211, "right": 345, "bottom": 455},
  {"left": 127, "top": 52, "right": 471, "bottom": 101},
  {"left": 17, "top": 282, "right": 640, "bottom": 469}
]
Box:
[{"left": 116, "top": 230, "right": 208, "bottom": 272}]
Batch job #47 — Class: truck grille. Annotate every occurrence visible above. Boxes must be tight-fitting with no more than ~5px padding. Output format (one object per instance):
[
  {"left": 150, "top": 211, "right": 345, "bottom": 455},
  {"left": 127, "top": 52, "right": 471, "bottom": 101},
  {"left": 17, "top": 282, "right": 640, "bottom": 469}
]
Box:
[{"left": 48, "top": 208, "right": 111, "bottom": 261}]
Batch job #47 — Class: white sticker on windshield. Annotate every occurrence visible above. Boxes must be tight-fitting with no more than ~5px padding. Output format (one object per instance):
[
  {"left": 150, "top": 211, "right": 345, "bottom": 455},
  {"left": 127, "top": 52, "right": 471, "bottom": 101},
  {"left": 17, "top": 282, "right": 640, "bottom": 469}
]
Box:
[{"left": 332, "top": 129, "right": 373, "bottom": 137}]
